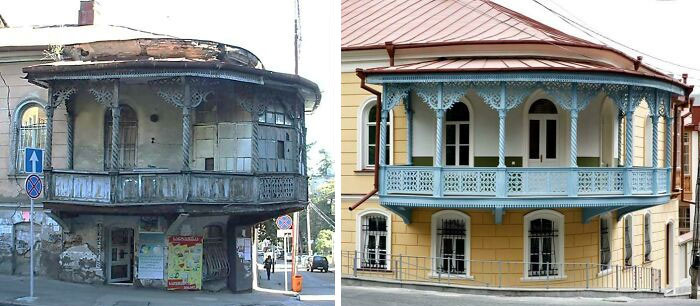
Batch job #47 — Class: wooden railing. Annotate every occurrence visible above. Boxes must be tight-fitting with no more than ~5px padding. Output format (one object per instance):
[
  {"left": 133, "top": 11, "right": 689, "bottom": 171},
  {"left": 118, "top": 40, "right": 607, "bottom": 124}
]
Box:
[{"left": 44, "top": 169, "right": 307, "bottom": 205}]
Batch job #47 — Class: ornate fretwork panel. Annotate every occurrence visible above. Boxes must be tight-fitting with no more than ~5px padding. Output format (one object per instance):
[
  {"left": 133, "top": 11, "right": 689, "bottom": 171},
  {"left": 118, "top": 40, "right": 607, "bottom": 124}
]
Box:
[
  {"left": 258, "top": 175, "right": 297, "bottom": 201},
  {"left": 631, "top": 169, "right": 653, "bottom": 193},
  {"left": 442, "top": 169, "right": 497, "bottom": 195},
  {"left": 50, "top": 82, "right": 78, "bottom": 108},
  {"left": 504, "top": 81, "right": 536, "bottom": 110},
  {"left": 88, "top": 80, "right": 117, "bottom": 107},
  {"left": 603, "top": 84, "right": 630, "bottom": 111},
  {"left": 383, "top": 83, "right": 410, "bottom": 111},
  {"left": 149, "top": 77, "right": 218, "bottom": 108},
  {"left": 578, "top": 169, "right": 624, "bottom": 194},
  {"left": 385, "top": 167, "right": 434, "bottom": 194},
  {"left": 507, "top": 170, "right": 567, "bottom": 195},
  {"left": 472, "top": 81, "right": 501, "bottom": 111}
]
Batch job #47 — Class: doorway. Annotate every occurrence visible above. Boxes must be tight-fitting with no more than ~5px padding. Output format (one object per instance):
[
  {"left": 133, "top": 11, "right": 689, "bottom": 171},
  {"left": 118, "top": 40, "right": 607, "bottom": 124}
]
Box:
[
  {"left": 666, "top": 222, "right": 672, "bottom": 285},
  {"left": 527, "top": 99, "right": 559, "bottom": 166},
  {"left": 107, "top": 228, "right": 134, "bottom": 284}
]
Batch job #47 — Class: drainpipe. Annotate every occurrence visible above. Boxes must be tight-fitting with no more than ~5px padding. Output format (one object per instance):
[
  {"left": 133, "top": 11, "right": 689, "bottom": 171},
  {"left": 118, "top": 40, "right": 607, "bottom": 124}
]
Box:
[
  {"left": 349, "top": 70, "right": 381, "bottom": 211},
  {"left": 385, "top": 42, "right": 395, "bottom": 67}
]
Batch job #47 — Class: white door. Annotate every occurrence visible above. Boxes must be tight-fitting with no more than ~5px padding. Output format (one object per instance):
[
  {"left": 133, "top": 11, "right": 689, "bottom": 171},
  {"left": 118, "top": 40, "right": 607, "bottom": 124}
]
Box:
[
  {"left": 528, "top": 115, "right": 559, "bottom": 167},
  {"left": 108, "top": 228, "right": 133, "bottom": 283}
]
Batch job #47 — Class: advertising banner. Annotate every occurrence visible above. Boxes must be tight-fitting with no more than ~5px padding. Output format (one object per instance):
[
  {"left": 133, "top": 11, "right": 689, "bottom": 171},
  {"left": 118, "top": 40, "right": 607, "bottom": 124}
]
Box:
[
  {"left": 138, "top": 232, "right": 164, "bottom": 279},
  {"left": 167, "top": 236, "right": 203, "bottom": 290}
]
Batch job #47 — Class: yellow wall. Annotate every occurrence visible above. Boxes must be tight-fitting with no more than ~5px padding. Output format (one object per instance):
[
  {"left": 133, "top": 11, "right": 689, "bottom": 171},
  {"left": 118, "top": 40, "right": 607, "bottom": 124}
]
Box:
[{"left": 341, "top": 198, "right": 679, "bottom": 288}]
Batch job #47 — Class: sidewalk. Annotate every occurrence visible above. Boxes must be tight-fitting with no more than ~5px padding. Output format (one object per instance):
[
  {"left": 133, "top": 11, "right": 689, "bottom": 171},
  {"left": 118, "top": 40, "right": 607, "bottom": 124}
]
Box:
[{"left": 0, "top": 275, "right": 310, "bottom": 306}]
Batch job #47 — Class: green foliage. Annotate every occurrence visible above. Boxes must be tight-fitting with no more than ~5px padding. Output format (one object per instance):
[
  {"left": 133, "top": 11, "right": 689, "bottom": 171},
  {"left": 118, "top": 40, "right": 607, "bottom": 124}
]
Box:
[{"left": 314, "top": 229, "right": 333, "bottom": 255}]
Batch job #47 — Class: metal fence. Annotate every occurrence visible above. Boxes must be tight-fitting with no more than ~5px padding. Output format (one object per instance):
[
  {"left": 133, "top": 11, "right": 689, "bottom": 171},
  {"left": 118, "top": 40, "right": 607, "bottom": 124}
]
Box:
[{"left": 341, "top": 251, "right": 662, "bottom": 292}]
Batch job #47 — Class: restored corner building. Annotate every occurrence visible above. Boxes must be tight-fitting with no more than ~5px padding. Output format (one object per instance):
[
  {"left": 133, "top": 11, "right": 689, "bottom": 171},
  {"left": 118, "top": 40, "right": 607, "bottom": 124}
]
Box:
[
  {"left": 0, "top": 13, "right": 319, "bottom": 291},
  {"left": 340, "top": 0, "right": 694, "bottom": 293}
]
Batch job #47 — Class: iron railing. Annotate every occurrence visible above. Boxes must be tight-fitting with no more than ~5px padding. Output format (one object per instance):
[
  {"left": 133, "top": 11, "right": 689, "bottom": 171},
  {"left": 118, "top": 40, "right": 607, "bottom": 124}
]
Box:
[{"left": 342, "top": 251, "right": 662, "bottom": 292}]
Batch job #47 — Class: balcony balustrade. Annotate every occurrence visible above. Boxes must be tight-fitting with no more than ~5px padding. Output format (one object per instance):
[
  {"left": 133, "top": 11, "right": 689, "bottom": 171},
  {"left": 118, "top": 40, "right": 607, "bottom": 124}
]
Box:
[
  {"left": 44, "top": 170, "right": 307, "bottom": 205},
  {"left": 381, "top": 166, "right": 670, "bottom": 198}
]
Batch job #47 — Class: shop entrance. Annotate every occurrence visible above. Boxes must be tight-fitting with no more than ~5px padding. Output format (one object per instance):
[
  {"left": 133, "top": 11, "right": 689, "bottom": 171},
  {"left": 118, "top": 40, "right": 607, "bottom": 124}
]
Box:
[{"left": 107, "top": 228, "right": 134, "bottom": 284}]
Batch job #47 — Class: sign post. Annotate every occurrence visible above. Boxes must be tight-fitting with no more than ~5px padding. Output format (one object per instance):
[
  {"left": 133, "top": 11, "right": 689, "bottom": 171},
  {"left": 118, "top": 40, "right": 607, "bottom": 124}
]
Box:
[
  {"left": 17, "top": 148, "right": 43, "bottom": 303},
  {"left": 276, "top": 215, "right": 293, "bottom": 292}
]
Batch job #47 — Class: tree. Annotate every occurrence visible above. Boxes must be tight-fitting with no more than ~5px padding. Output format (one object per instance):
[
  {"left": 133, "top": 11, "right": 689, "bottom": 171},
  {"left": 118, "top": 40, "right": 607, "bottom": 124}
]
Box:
[{"left": 314, "top": 229, "right": 333, "bottom": 255}]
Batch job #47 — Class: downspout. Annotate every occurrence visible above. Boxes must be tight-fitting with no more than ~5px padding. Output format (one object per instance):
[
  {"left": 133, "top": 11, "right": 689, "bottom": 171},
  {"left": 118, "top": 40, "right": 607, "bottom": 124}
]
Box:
[{"left": 349, "top": 70, "right": 381, "bottom": 211}]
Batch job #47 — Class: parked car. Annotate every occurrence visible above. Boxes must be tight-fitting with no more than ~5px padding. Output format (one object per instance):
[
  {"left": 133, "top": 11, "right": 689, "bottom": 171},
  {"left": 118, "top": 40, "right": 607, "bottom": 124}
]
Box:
[{"left": 306, "top": 255, "right": 329, "bottom": 273}]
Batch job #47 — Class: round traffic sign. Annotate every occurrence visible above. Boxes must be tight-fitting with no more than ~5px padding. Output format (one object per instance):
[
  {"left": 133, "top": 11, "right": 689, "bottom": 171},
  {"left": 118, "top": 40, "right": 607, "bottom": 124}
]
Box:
[
  {"left": 25, "top": 174, "right": 42, "bottom": 199},
  {"left": 276, "top": 215, "right": 293, "bottom": 230}
]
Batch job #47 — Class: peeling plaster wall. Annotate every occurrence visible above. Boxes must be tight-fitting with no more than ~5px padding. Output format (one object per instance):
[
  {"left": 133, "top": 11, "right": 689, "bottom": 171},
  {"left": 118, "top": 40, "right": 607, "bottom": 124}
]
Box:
[
  {"left": 73, "top": 84, "right": 184, "bottom": 170},
  {"left": 0, "top": 208, "right": 63, "bottom": 277}
]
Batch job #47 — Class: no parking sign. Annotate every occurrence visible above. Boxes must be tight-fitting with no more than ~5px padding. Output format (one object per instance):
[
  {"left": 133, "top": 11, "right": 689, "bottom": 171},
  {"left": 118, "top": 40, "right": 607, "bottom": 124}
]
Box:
[{"left": 25, "top": 174, "right": 42, "bottom": 199}]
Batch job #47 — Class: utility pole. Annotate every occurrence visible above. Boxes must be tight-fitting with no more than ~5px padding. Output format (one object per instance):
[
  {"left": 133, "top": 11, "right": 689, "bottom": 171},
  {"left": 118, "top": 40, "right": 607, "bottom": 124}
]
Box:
[
  {"left": 690, "top": 148, "right": 700, "bottom": 298},
  {"left": 306, "top": 205, "right": 312, "bottom": 255}
]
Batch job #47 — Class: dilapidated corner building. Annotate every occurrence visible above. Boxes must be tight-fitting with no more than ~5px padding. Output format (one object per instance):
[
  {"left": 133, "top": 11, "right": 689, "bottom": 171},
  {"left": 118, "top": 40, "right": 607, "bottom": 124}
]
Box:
[{"left": 20, "top": 38, "right": 319, "bottom": 291}]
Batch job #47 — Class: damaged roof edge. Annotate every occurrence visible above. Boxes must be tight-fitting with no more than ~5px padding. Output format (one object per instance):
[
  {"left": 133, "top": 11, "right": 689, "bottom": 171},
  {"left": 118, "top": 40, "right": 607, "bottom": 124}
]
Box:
[{"left": 23, "top": 59, "right": 321, "bottom": 112}]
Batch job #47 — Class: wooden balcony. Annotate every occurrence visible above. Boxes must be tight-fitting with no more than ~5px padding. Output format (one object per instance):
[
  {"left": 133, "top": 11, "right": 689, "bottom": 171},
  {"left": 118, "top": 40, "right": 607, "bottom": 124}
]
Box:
[{"left": 43, "top": 170, "right": 308, "bottom": 214}]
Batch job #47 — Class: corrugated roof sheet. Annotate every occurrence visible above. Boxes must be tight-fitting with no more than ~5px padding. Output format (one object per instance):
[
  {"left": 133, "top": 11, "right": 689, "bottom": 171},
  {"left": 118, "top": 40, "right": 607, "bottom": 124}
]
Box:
[{"left": 341, "top": 0, "right": 596, "bottom": 50}]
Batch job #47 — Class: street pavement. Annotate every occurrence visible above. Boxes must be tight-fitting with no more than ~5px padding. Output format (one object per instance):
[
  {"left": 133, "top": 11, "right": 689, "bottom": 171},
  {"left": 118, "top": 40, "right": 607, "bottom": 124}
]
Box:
[
  {"left": 257, "top": 258, "right": 335, "bottom": 306},
  {"left": 0, "top": 274, "right": 332, "bottom": 306},
  {"left": 342, "top": 285, "right": 700, "bottom": 306}
]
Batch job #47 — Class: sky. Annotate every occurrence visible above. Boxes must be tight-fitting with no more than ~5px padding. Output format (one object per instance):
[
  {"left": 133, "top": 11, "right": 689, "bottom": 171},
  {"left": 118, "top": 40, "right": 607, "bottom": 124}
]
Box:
[
  {"left": 494, "top": 0, "right": 700, "bottom": 90},
  {"left": 0, "top": 0, "right": 340, "bottom": 169},
  {"left": 1, "top": 0, "right": 698, "bottom": 169}
]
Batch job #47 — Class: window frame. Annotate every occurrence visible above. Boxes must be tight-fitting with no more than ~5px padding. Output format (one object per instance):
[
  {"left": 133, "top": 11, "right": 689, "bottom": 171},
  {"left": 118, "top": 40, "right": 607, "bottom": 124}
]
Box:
[
  {"left": 523, "top": 209, "right": 565, "bottom": 280},
  {"left": 599, "top": 213, "right": 613, "bottom": 273},
  {"left": 443, "top": 101, "right": 474, "bottom": 167},
  {"left": 355, "top": 209, "right": 392, "bottom": 270},
  {"left": 430, "top": 210, "right": 471, "bottom": 278},
  {"left": 623, "top": 214, "right": 634, "bottom": 266},
  {"left": 357, "top": 98, "right": 393, "bottom": 170},
  {"left": 644, "top": 212, "right": 652, "bottom": 263},
  {"left": 13, "top": 99, "right": 48, "bottom": 175}
]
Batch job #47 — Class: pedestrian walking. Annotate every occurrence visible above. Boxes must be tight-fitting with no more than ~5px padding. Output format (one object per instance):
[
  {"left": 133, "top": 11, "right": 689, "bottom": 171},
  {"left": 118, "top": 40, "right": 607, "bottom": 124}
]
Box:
[{"left": 264, "top": 255, "right": 273, "bottom": 280}]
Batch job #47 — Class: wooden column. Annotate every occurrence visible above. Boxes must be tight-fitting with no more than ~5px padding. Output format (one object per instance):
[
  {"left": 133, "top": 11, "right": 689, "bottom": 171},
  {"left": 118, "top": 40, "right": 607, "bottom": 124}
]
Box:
[
  {"left": 182, "top": 82, "right": 192, "bottom": 171},
  {"left": 109, "top": 81, "right": 120, "bottom": 171},
  {"left": 45, "top": 87, "right": 55, "bottom": 170}
]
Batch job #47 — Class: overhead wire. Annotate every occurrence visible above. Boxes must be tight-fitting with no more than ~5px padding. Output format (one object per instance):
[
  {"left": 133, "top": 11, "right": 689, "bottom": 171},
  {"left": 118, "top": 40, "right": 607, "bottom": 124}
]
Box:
[{"left": 531, "top": 0, "right": 700, "bottom": 76}]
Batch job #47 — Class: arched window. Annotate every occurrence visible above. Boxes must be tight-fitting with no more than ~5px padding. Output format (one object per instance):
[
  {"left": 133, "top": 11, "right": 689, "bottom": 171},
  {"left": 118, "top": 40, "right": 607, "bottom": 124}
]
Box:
[
  {"left": 624, "top": 214, "right": 633, "bottom": 266},
  {"left": 357, "top": 210, "right": 391, "bottom": 270},
  {"left": 524, "top": 210, "right": 564, "bottom": 278},
  {"left": 528, "top": 99, "right": 558, "bottom": 166},
  {"left": 644, "top": 212, "right": 652, "bottom": 262},
  {"left": 644, "top": 117, "right": 653, "bottom": 167},
  {"left": 104, "top": 105, "right": 137, "bottom": 169},
  {"left": 445, "top": 102, "right": 471, "bottom": 166},
  {"left": 360, "top": 100, "right": 391, "bottom": 168},
  {"left": 16, "top": 103, "right": 47, "bottom": 173},
  {"left": 431, "top": 210, "right": 470, "bottom": 276},
  {"left": 599, "top": 214, "right": 612, "bottom": 271}
]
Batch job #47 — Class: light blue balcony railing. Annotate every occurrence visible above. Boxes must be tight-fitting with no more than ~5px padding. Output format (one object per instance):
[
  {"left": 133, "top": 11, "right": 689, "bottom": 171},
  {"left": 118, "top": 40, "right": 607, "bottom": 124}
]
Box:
[{"left": 381, "top": 166, "right": 671, "bottom": 198}]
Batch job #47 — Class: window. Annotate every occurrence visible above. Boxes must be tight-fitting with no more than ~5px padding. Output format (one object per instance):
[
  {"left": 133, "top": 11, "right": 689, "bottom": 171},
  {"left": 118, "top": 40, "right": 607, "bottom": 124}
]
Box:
[
  {"left": 524, "top": 210, "right": 564, "bottom": 278},
  {"left": 17, "top": 104, "right": 47, "bottom": 173},
  {"left": 527, "top": 100, "right": 558, "bottom": 164},
  {"left": 644, "top": 212, "right": 652, "bottom": 262},
  {"left": 104, "top": 105, "right": 137, "bottom": 169},
  {"left": 431, "top": 210, "right": 470, "bottom": 276},
  {"left": 445, "top": 102, "right": 471, "bottom": 166},
  {"left": 258, "top": 104, "right": 292, "bottom": 126},
  {"left": 358, "top": 212, "right": 390, "bottom": 270},
  {"left": 600, "top": 215, "right": 612, "bottom": 271},
  {"left": 624, "top": 214, "right": 633, "bottom": 266},
  {"left": 683, "top": 131, "right": 690, "bottom": 175},
  {"left": 360, "top": 100, "right": 391, "bottom": 168}
]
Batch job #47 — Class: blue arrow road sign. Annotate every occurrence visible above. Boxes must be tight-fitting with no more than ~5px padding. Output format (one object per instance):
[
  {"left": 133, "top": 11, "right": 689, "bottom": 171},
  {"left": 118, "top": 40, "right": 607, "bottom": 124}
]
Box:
[
  {"left": 25, "top": 174, "right": 42, "bottom": 199},
  {"left": 276, "top": 215, "right": 293, "bottom": 230},
  {"left": 24, "top": 148, "right": 43, "bottom": 174}
]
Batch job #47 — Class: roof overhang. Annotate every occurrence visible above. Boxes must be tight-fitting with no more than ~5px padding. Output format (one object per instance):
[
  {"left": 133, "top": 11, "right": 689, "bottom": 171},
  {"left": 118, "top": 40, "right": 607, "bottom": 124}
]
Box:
[{"left": 23, "top": 59, "right": 322, "bottom": 112}]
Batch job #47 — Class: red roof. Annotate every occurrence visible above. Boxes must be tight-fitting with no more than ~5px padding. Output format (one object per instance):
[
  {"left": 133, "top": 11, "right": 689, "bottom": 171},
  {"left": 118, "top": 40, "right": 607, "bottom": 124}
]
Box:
[
  {"left": 342, "top": 0, "right": 597, "bottom": 50},
  {"left": 364, "top": 57, "right": 684, "bottom": 84}
]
